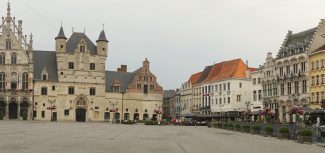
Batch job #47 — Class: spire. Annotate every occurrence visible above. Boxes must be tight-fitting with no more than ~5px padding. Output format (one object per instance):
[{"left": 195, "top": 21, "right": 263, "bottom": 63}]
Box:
[
  {"left": 55, "top": 26, "right": 67, "bottom": 40},
  {"left": 96, "top": 30, "right": 108, "bottom": 42},
  {"left": 7, "top": 2, "right": 11, "bottom": 19}
]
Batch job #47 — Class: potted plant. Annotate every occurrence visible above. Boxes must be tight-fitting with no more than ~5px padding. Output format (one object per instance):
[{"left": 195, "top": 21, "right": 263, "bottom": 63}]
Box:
[
  {"left": 298, "top": 129, "right": 313, "bottom": 144},
  {"left": 242, "top": 125, "right": 250, "bottom": 133},
  {"left": 278, "top": 127, "right": 290, "bottom": 139},
  {"left": 250, "top": 125, "right": 261, "bottom": 135},
  {"left": 235, "top": 124, "right": 241, "bottom": 131},
  {"left": 263, "top": 126, "right": 273, "bottom": 137}
]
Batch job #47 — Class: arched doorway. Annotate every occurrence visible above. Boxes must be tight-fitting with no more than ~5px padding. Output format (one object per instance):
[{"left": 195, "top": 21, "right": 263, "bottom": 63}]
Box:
[
  {"left": 0, "top": 100, "right": 5, "bottom": 120},
  {"left": 20, "top": 101, "right": 29, "bottom": 120},
  {"left": 76, "top": 108, "right": 86, "bottom": 122},
  {"left": 9, "top": 102, "right": 17, "bottom": 119},
  {"left": 133, "top": 113, "right": 139, "bottom": 121},
  {"left": 75, "top": 96, "right": 88, "bottom": 122}
]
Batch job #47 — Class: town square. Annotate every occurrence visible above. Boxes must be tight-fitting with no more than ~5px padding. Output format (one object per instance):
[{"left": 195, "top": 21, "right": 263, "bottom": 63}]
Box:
[{"left": 0, "top": 0, "right": 325, "bottom": 153}]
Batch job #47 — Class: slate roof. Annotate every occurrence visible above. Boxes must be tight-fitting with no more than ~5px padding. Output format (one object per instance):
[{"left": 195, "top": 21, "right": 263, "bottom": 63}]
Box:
[
  {"left": 55, "top": 27, "right": 66, "bottom": 39},
  {"left": 105, "top": 71, "right": 135, "bottom": 92},
  {"left": 284, "top": 27, "right": 317, "bottom": 47},
  {"left": 97, "top": 30, "right": 108, "bottom": 42},
  {"left": 66, "top": 32, "right": 97, "bottom": 54},
  {"left": 33, "top": 51, "right": 58, "bottom": 81}
]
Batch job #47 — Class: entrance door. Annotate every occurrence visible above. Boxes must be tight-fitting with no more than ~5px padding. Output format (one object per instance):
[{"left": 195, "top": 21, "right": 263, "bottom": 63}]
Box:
[
  {"left": 76, "top": 108, "right": 86, "bottom": 122},
  {"left": 52, "top": 112, "right": 57, "bottom": 121},
  {"left": 9, "top": 103, "right": 17, "bottom": 119},
  {"left": 104, "top": 112, "right": 110, "bottom": 121},
  {"left": 20, "top": 102, "right": 29, "bottom": 120}
]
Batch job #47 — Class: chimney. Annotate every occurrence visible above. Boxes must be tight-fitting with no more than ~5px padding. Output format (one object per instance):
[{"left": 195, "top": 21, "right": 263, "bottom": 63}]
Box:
[{"left": 117, "top": 65, "right": 127, "bottom": 72}]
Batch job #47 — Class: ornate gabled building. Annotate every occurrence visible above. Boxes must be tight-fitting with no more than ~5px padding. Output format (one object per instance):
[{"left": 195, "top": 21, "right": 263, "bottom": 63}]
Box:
[
  {"left": 0, "top": 3, "right": 163, "bottom": 122},
  {"left": 275, "top": 19, "right": 325, "bottom": 122}
]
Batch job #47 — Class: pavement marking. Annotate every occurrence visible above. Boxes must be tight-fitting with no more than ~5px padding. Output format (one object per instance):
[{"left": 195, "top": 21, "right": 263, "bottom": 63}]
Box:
[{"left": 177, "top": 142, "right": 187, "bottom": 153}]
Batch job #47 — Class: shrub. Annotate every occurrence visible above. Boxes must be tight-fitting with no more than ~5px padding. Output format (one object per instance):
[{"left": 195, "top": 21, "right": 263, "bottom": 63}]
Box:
[
  {"left": 279, "top": 127, "right": 289, "bottom": 133},
  {"left": 222, "top": 123, "right": 228, "bottom": 128},
  {"left": 228, "top": 124, "right": 234, "bottom": 128},
  {"left": 251, "top": 125, "right": 261, "bottom": 131},
  {"left": 300, "top": 129, "right": 312, "bottom": 136},
  {"left": 145, "top": 120, "right": 158, "bottom": 125},
  {"left": 215, "top": 122, "right": 222, "bottom": 128},
  {"left": 243, "top": 125, "right": 250, "bottom": 130},
  {"left": 235, "top": 124, "right": 241, "bottom": 129},
  {"left": 122, "top": 120, "right": 134, "bottom": 124},
  {"left": 264, "top": 126, "right": 273, "bottom": 133}
]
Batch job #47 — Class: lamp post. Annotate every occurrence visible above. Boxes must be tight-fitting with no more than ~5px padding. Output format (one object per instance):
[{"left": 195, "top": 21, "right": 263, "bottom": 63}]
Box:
[
  {"left": 120, "top": 91, "right": 126, "bottom": 124},
  {"left": 47, "top": 99, "right": 56, "bottom": 121},
  {"left": 109, "top": 101, "right": 118, "bottom": 124}
]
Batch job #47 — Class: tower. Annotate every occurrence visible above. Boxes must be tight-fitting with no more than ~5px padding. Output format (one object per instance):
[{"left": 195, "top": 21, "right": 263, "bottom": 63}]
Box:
[
  {"left": 96, "top": 30, "right": 108, "bottom": 56},
  {"left": 55, "top": 26, "right": 67, "bottom": 53}
]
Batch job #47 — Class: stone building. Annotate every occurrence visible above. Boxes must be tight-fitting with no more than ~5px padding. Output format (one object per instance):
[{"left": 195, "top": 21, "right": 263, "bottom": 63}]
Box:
[
  {"left": 275, "top": 20, "right": 325, "bottom": 122},
  {"left": 250, "top": 68, "right": 263, "bottom": 116},
  {"left": 0, "top": 3, "right": 163, "bottom": 122}
]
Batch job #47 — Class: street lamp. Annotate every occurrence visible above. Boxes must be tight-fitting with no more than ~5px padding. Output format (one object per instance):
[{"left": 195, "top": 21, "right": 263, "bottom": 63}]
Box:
[{"left": 47, "top": 99, "right": 56, "bottom": 121}]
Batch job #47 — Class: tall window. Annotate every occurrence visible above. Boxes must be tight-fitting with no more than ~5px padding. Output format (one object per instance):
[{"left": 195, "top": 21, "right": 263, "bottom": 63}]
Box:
[
  {"left": 286, "top": 65, "right": 290, "bottom": 75},
  {"left": 258, "top": 90, "right": 262, "bottom": 100},
  {"left": 287, "top": 82, "right": 291, "bottom": 95},
  {"left": 0, "top": 52, "right": 5, "bottom": 64},
  {"left": 301, "top": 62, "right": 306, "bottom": 72},
  {"left": 11, "top": 53, "right": 17, "bottom": 64},
  {"left": 89, "top": 87, "right": 96, "bottom": 95},
  {"left": 253, "top": 90, "right": 257, "bottom": 101},
  {"left": 0, "top": 72, "right": 5, "bottom": 90},
  {"left": 280, "top": 83, "right": 285, "bottom": 96},
  {"left": 279, "top": 67, "right": 284, "bottom": 76},
  {"left": 227, "top": 83, "right": 230, "bottom": 90},
  {"left": 273, "top": 83, "right": 277, "bottom": 96},
  {"left": 293, "top": 63, "right": 298, "bottom": 73},
  {"left": 302, "top": 80, "right": 307, "bottom": 93},
  {"left": 41, "top": 87, "right": 47, "bottom": 95},
  {"left": 294, "top": 81, "right": 299, "bottom": 95},
  {"left": 68, "top": 62, "right": 74, "bottom": 69},
  {"left": 90, "top": 63, "right": 95, "bottom": 70},
  {"left": 236, "top": 95, "right": 241, "bottom": 102},
  {"left": 22, "top": 72, "right": 28, "bottom": 90},
  {"left": 80, "top": 45, "right": 86, "bottom": 52},
  {"left": 6, "top": 40, "right": 11, "bottom": 50},
  {"left": 68, "top": 86, "right": 75, "bottom": 95}
]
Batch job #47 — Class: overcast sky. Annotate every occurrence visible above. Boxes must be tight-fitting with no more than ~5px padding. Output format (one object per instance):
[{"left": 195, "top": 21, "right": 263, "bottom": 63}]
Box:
[{"left": 4, "top": 0, "right": 325, "bottom": 89}]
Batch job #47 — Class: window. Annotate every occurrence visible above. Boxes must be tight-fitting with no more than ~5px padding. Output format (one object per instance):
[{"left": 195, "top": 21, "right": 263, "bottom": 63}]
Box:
[
  {"left": 317, "top": 92, "right": 320, "bottom": 103},
  {"left": 293, "top": 63, "right": 298, "bottom": 73},
  {"left": 41, "top": 87, "right": 47, "bottom": 95},
  {"left": 258, "top": 78, "right": 261, "bottom": 84},
  {"left": 137, "top": 84, "right": 141, "bottom": 89},
  {"left": 90, "top": 63, "right": 95, "bottom": 70},
  {"left": 253, "top": 78, "right": 256, "bottom": 84},
  {"left": 227, "top": 83, "right": 230, "bottom": 90},
  {"left": 68, "top": 62, "right": 74, "bottom": 69},
  {"left": 253, "top": 91, "right": 257, "bottom": 101},
  {"left": 52, "top": 86, "right": 55, "bottom": 90},
  {"left": 279, "top": 67, "right": 284, "bottom": 76},
  {"left": 150, "top": 85, "right": 154, "bottom": 90},
  {"left": 280, "top": 83, "right": 285, "bottom": 96},
  {"left": 301, "top": 62, "right": 305, "bottom": 72},
  {"left": 312, "top": 76, "right": 315, "bottom": 86},
  {"left": 33, "top": 111, "right": 37, "bottom": 118},
  {"left": 316, "top": 60, "right": 320, "bottom": 69},
  {"left": 227, "top": 97, "right": 230, "bottom": 104},
  {"left": 90, "top": 87, "right": 96, "bottom": 95},
  {"left": 322, "top": 59, "right": 325, "bottom": 68},
  {"left": 239, "top": 83, "right": 242, "bottom": 88},
  {"left": 22, "top": 73, "right": 28, "bottom": 90},
  {"left": 273, "top": 83, "right": 277, "bottom": 96},
  {"left": 80, "top": 45, "right": 86, "bottom": 52},
  {"left": 215, "top": 85, "right": 218, "bottom": 92},
  {"left": 316, "top": 75, "right": 320, "bottom": 85},
  {"left": 286, "top": 65, "right": 290, "bottom": 75},
  {"left": 0, "top": 72, "right": 5, "bottom": 90},
  {"left": 258, "top": 90, "right": 262, "bottom": 100},
  {"left": 64, "top": 110, "right": 69, "bottom": 116},
  {"left": 11, "top": 53, "right": 17, "bottom": 64},
  {"left": 6, "top": 40, "right": 11, "bottom": 50},
  {"left": 287, "top": 82, "right": 291, "bottom": 95},
  {"left": 302, "top": 80, "right": 307, "bottom": 93},
  {"left": 219, "top": 98, "right": 222, "bottom": 104},
  {"left": 60, "top": 45, "right": 64, "bottom": 49},
  {"left": 41, "top": 111, "right": 45, "bottom": 118},
  {"left": 114, "top": 86, "right": 120, "bottom": 92},
  {"left": 143, "top": 85, "right": 148, "bottom": 94},
  {"left": 0, "top": 52, "right": 5, "bottom": 64},
  {"left": 294, "top": 81, "right": 299, "bottom": 95},
  {"left": 42, "top": 75, "right": 47, "bottom": 80},
  {"left": 236, "top": 95, "right": 241, "bottom": 102},
  {"left": 223, "top": 83, "right": 226, "bottom": 90},
  {"left": 266, "top": 71, "right": 270, "bottom": 77},
  {"left": 322, "top": 74, "right": 325, "bottom": 84},
  {"left": 68, "top": 86, "right": 74, "bottom": 95}
]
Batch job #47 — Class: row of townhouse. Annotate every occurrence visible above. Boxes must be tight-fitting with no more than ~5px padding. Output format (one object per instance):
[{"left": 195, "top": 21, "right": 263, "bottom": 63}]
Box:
[{"left": 164, "top": 19, "right": 325, "bottom": 123}]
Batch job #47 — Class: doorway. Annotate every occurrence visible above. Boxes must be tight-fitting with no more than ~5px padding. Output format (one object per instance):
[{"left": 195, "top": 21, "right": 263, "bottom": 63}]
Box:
[
  {"left": 9, "top": 103, "right": 17, "bottom": 119},
  {"left": 76, "top": 108, "right": 86, "bottom": 122}
]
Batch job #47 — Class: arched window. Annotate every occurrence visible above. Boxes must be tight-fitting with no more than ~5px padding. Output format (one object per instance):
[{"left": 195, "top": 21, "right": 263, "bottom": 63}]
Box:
[
  {"left": 11, "top": 72, "right": 17, "bottom": 89},
  {"left": 11, "top": 53, "right": 17, "bottom": 64},
  {"left": 22, "top": 72, "right": 28, "bottom": 90},
  {"left": 6, "top": 40, "right": 11, "bottom": 50},
  {"left": 0, "top": 72, "right": 5, "bottom": 90},
  {"left": 0, "top": 52, "right": 5, "bottom": 64}
]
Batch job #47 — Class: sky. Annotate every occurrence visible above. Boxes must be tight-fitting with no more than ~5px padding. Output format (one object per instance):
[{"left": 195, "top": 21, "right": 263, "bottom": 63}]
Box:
[{"left": 3, "top": 0, "right": 325, "bottom": 89}]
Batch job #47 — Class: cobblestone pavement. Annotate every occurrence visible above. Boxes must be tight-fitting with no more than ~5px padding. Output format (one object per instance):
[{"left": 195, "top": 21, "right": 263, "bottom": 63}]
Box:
[{"left": 0, "top": 121, "right": 324, "bottom": 153}]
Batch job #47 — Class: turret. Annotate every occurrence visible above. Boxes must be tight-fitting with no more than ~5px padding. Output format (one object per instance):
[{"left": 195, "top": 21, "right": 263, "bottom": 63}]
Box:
[
  {"left": 55, "top": 26, "right": 67, "bottom": 53},
  {"left": 143, "top": 58, "right": 150, "bottom": 73},
  {"left": 96, "top": 30, "right": 108, "bottom": 56}
]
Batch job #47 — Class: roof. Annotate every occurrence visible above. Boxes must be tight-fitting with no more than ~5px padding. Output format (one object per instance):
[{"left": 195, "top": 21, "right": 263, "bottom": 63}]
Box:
[
  {"left": 105, "top": 71, "right": 135, "bottom": 92},
  {"left": 284, "top": 27, "right": 317, "bottom": 47},
  {"left": 163, "top": 90, "right": 176, "bottom": 99},
  {"left": 188, "top": 72, "right": 202, "bottom": 84},
  {"left": 33, "top": 51, "right": 58, "bottom": 81},
  {"left": 66, "top": 32, "right": 97, "bottom": 54},
  {"left": 196, "top": 65, "right": 213, "bottom": 84},
  {"left": 96, "top": 30, "right": 108, "bottom": 42},
  {"left": 55, "top": 27, "right": 66, "bottom": 39}
]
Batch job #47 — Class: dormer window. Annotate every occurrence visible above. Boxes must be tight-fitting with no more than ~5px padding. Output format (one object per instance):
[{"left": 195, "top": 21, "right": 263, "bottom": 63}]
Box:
[
  {"left": 6, "top": 40, "right": 11, "bottom": 50},
  {"left": 80, "top": 45, "right": 86, "bottom": 52},
  {"left": 11, "top": 53, "right": 17, "bottom": 64},
  {"left": 42, "top": 75, "right": 47, "bottom": 80}
]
